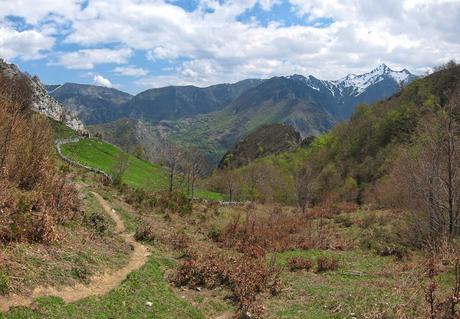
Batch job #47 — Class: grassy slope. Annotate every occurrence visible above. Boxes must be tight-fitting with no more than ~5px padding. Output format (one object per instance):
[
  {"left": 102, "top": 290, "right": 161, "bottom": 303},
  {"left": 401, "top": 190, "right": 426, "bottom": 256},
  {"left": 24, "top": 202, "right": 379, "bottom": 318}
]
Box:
[
  {"left": 50, "top": 119, "right": 78, "bottom": 139},
  {"left": 1, "top": 175, "right": 206, "bottom": 319},
  {"left": 24, "top": 66, "right": 457, "bottom": 319},
  {"left": 1, "top": 189, "right": 131, "bottom": 297},
  {"left": 3, "top": 165, "right": 455, "bottom": 319},
  {"left": 61, "top": 138, "right": 223, "bottom": 200},
  {"left": 268, "top": 249, "right": 416, "bottom": 319},
  {"left": 2, "top": 257, "right": 204, "bottom": 319}
]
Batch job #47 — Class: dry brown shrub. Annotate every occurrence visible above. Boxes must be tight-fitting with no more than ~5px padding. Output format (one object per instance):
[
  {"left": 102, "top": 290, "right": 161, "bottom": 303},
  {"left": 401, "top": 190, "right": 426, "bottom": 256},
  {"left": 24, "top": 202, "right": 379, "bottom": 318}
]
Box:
[
  {"left": 316, "top": 256, "right": 339, "bottom": 272},
  {"left": 308, "top": 199, "right": 359, "bottom": 218},
  {"left": 0, "top": 181, "right": 69, "bottom": 244},
  {"left": 169, "top": 232, "right": 191, "bottom": 251},
  {"left": 0, "top": 73, "right": 79, "bottom": 245},
  {"left": 217, "top": 210, "right": 350, "bottom": 254},
  {"left": 287, "top": 257, "right": 313, "bottom": 272},
  {"left": 134, "top": 222, "right": 156, "bottom": 242},
  {"left": 171, "top": 251, "right": 278, "bottom": 319},
  {"left": 424, "top": 257, "right": 460, "bottom": 319}
]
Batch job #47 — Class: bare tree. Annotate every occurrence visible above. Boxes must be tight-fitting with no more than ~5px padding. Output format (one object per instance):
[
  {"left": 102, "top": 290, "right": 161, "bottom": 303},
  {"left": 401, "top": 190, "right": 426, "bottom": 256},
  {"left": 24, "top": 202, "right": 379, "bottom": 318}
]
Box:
[
  {"left": 161, "top": 143, "right": 182, "bottom": 194},
  {"left": 393, "top": 94, "right": 460, "bottom": 239},
  {"left": 243, "top": 163, "right": 266, "bottom": 202},
  {"left": 183, "top": 148, "right": 210, "bottom": 198},
  {"left": 294, "top": 161, "right": 319, "bottom": 214},
  {"left": 220, "top": 169, "right": 239, "bottom": 201},
  {"left": 110, "top": 152, "right": 129, "bottom": 186}
]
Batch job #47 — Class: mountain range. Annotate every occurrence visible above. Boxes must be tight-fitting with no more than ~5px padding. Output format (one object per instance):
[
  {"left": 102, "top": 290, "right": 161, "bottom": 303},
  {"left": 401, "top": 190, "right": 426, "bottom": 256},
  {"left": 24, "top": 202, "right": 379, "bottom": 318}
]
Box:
[
  {"left": 45, "top": 64, "right": 417, "bottom": 163},
  {"left": 45, "top": 83, "right": 132, "bottom": 124}
]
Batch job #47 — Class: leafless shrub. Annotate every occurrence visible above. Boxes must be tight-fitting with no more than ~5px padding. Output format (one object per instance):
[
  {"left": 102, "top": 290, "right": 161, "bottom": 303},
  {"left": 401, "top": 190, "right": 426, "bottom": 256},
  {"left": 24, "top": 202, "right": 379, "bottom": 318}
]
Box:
[
  {"left": 169, "top": 232, "right": 190, "bottom": 251},
  {"left": 287, "top": 257, "right": 313, "bottom": 272},
  {"left": 171, "top": 251, "right": 279, "bottom": 318},
  {"left": 424, "top": 257, "right": 460, "bottom": 319},
  {"left": 217, "top": 210, "right": 350, "bottom": 254},
  {"left": 390, "top": 96, "right": 460, "bottom": 245},
  {"left": 134, "top": 222, "right": 156, "bottom": 242},
  {"left": 0, "top": 71, "right": 79, "bottom": 245},
  {"left": 155, "top": 191, "right": 192, "bottom": 215},
  {"left": 316, "top": 256, "right": 339, "bottom": 272}
]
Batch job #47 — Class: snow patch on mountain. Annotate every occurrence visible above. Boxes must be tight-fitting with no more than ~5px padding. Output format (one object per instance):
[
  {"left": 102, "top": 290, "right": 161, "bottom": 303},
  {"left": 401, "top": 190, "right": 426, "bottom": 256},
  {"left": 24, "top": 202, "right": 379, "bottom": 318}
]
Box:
[
  {"left": 286, "top": 64, "right": 416, "bottom": 98},
  {"left": 332, "top": 64, "right": 414, "bottom": 96}
]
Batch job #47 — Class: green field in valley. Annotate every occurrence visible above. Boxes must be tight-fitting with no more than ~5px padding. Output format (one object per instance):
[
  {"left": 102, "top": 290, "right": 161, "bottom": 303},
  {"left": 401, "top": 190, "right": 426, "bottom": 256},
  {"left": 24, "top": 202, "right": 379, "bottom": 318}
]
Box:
[{"left": 61, "top": 138, "right": 223, "bottom": 200}]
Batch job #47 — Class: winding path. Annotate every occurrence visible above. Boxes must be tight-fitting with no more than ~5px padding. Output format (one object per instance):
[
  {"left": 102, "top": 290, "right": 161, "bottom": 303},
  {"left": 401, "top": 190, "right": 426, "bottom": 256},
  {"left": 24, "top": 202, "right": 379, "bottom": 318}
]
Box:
[{"left": 0, "top": 192, "right": 150, "bottom": 312}]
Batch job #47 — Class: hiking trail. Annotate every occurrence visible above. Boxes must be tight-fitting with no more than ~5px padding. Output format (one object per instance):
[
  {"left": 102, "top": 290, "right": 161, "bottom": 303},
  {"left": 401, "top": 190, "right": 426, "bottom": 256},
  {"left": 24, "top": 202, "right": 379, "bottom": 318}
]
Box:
[{"left": 0, "top": 191, "right": 150, "bottom": 312}]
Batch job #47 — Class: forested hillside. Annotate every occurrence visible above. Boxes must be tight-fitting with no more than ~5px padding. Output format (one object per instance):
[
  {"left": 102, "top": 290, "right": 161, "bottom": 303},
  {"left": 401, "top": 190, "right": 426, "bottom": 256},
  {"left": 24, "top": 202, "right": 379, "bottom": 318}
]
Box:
[
  {"left": 218, "top": 124, "right": 305, "bottom": 169},
  {"left": 211, "top": 63, "right": 460, "bottom": 219}
]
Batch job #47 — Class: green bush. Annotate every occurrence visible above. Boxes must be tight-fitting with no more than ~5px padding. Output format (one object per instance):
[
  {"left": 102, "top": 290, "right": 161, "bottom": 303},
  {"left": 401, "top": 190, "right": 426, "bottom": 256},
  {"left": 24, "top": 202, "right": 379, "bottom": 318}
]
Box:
[
  {"left": 333, "top": 214, "right": 353, "bottom": 228},
  {"left": 70, "top": 264, "right": 91, "bottom": 284},
  {"left": 0, "top": 269, "right": 10, "bottom": 295},
  {"left": 360, "top": 224, "right": 409, "bottom": 260},
  {"left": 207, "top": 226, "right": 223, "bottom": 243}
]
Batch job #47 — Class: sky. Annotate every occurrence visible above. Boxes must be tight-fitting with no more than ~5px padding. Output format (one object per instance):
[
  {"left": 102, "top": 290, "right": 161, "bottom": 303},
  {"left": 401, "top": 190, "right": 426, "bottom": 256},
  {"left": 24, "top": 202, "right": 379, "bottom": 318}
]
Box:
[{"left": 1, "top": 0, "right": 459, "bottom": 94}]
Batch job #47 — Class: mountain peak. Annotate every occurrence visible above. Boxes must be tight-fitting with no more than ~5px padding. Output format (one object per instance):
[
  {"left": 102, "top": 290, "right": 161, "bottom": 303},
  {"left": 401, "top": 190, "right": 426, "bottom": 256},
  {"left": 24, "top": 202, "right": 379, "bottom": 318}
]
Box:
[
  {"left": 372, "top": 63, "right": 391, "bottom": 73},
  {"left": 334, "top": 64, "right": 416, "bottom": 96}
]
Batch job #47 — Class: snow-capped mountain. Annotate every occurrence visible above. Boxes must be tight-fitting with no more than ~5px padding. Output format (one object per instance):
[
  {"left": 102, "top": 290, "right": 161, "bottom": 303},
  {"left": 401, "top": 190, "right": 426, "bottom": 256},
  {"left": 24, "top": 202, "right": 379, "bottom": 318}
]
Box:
[
  {"left": 293, "top": 64, "right": 416, "bottom": 97},
  {"left": 0, "top": 60, "right": 86, "bottom": 133},
  {"left": 297, "top": 64, "right": 416, "bottom": 96},
  {"left": 286, "top": 64, "right": 417, "bottom": 120},
  {"left": 331, "top": 64, "right": 415, "bottom": 96}
]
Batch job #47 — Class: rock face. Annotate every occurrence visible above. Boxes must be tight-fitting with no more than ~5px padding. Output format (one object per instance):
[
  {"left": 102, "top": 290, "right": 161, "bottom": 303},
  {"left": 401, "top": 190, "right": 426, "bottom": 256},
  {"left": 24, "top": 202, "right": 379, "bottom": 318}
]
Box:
[
  {"left": 0, "top": 60, "right": 86, "bottom": 134},
  {"left": 29, "top": 77, "right": 86, "bottom": 133}
]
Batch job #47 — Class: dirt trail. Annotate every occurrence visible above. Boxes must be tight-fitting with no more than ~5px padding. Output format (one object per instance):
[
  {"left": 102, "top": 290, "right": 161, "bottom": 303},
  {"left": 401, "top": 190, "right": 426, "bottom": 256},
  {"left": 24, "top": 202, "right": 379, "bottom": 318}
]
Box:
[
  {"left": 215, "top": 312, "right": 234, "bottom": 319},
  {"left": 0, "top": 192, "right": 150, "bottom": 312}
]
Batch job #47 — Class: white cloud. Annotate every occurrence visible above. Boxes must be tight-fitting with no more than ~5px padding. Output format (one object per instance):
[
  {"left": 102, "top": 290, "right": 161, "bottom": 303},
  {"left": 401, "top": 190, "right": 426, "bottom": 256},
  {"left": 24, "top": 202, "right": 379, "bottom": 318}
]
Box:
[
  {"left": 113, "top": 65, "right": 148, "bottom": 77},
  {"left": 54, "top": 48, "right": 133, "bottom": 69},
  {"left": 258, "top": 0, "right": 282, "bottom": 10},
  {"left": 3, "top": 0, "right": 460, "bottom": 88},
  {"left": 0, "top": 0, "right": 81, "bottom": 24},
  {"left": 63, "top": 0, "right": 460, "bottom": 85},
  {"left": 0, "top": 26, "right": 54, "bottom": 60},
  {"left": 93, "top": 74, "right": 113, "bottom": 87}
]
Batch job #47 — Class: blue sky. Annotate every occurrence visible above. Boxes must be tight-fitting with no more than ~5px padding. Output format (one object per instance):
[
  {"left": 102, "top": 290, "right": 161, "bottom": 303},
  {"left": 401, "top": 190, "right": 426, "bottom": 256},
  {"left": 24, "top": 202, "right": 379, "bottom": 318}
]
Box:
[{"left": 1, "top": 0, "right": 460, "bottom": 94}]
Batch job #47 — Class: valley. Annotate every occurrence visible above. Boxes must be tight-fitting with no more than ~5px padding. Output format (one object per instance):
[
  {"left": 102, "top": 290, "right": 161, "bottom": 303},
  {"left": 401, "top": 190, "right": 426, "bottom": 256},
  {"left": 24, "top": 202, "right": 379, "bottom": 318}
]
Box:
[
  {"left": 48, "top": 64, "right": 416, "bottom": 164},
  {"left": 1, "top": 39, "right": 459, "bottom": 319}
]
